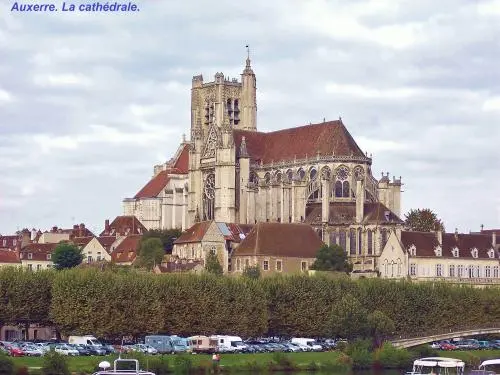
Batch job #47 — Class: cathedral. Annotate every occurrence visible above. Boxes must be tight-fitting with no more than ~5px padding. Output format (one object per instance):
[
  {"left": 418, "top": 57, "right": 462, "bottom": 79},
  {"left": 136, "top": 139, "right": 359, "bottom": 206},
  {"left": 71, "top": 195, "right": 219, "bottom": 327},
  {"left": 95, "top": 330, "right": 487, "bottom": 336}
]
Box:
[{"left": 123, "top": 56, "right": 404, "bottom": 272}]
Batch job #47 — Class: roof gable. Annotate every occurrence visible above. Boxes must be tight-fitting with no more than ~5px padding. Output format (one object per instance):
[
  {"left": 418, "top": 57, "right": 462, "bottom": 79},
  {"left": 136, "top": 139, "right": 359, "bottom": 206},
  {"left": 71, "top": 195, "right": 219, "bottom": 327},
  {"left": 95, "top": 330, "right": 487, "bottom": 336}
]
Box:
[
  {"left": 111, "top": 235, "right": 142, "bottom": 263},
  {"left": 100, "top": 216, "right": 146, "bottom": 236},
  {"left": 233, "top": 120, "right": 365, "bottom": 164},
  {"left": 234, "top": 222, "right": 324, "bottom": 258},
  {"left": 174, "top": 221, "right": 212, "bottom": 244}
]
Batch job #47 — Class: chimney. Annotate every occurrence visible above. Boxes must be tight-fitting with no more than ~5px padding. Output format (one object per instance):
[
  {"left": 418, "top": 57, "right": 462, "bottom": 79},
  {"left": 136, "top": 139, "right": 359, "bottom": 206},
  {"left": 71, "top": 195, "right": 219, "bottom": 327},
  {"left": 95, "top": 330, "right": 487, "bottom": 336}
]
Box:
[
  {"left": 52, "top": 226, "right": 57, "bottom": 233},
  {"left": 480, "top": 224, "right": 484, "bottom": 232},
  {"left": 105, "top": 219, "right": 110, "bottom": 233},
  {"left": 437, "top": 230, "right": 443, "bottom": 245},
  {"left": 493, "top": 232, "right": 497, "bottom": 247},
  {"left": 79, "top": 223, "right": 85, "bottom": 237},
  {"left": 454, "top": 228, "right": 458, "bottom": 241}
]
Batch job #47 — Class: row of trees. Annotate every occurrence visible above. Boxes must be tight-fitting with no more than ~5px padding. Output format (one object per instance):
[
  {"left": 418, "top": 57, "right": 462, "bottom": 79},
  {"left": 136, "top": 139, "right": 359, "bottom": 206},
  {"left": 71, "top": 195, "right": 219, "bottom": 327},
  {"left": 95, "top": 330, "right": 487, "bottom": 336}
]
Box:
[{"left": 1, "top": 267, "right": 499, "bottom": 341}]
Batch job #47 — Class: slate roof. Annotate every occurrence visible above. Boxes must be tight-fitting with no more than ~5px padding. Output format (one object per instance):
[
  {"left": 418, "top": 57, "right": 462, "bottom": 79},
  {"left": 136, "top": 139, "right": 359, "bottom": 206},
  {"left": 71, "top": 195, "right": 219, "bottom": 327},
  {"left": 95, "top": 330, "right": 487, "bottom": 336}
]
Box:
[
  {"left": 20, "top": 243, "right": 57, "bottom": 261},
  {"left": 233, "top": 120, "right": 365, "bottom": 164},
  {"left": 233, "top": 222, "right": 324, "bottom": 258},
  {"left": 401, "top": 231, "right": 498, "bottom": 259},
  {"left": 174, "top": 221, "right": 254, "bottom": 244}
]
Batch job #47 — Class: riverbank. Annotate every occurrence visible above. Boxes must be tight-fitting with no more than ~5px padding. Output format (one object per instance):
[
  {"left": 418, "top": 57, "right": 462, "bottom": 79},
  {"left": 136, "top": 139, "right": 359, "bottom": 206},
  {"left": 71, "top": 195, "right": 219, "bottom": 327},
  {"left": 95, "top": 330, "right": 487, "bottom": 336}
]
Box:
[{"left": 10, "top": 349, "right": 500, "bottom": 374}]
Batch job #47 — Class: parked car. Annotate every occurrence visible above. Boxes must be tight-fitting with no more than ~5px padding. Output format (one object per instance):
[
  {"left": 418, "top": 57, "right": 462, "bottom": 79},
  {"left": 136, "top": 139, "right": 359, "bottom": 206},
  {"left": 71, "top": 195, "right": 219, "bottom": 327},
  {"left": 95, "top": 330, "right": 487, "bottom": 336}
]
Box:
[
  {"left": 54, "top": 344, "right": 79, "bottom": 356},
  {"left": 440, "top": 342, "right": 457, "bottom": 351},
  {"left": 6, "top": 344, "right": 24, "bottom": 357},
  {"left": 19, "top": 344, "right": 43, "bottom": 357}
]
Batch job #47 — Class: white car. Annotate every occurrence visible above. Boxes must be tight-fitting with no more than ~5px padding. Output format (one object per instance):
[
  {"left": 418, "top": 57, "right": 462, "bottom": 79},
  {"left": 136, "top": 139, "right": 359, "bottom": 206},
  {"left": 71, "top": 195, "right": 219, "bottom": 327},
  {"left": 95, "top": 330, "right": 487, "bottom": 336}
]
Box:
[
  {"left": 134, "top": 344, "right": 158, "bottom": 355},
  {"left": 55, "top": 344, "right": 79, "bottom": 356}
]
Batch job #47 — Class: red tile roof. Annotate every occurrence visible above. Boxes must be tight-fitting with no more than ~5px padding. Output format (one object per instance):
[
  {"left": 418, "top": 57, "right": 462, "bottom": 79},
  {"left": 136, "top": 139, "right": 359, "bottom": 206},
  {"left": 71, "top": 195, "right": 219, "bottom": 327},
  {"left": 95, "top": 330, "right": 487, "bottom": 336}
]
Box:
[
  {"left": 305, "top": 202, "right": 402, "bottom": 225},
  {"left": 234, "top": 222, "right": 324, "bottom": 257},
  {"left": 233, "top": 120, "right": 365, "bottom": 164},
  {"left": 111, "top": 235, "right": 142, "bottom": 263},
  {"left": 401, "top": 231, "right": 497, "bottom": 259},
  {"left": 134, "top": 170, "right": 171, "bottom": 199},
  {"left": 133, "top": 143, "right": 189, "bottom": 199},
  {"left": 97, "top": 236, "right": 119, "bottom": 252},
  {"left": 174, "top": 221, "right": 212, "bottom": 244},
  {"left": 71, "top": 236, "right": 94, "bottom": 247},
  {"left": 0, "top": 248, "right": 20, "bottom": 263},
  {"left": 100, "top": 216, "right": 146, "bottom": 236},
  {"left": 20, "top": 243, "right": 58, "bottom": 261}
]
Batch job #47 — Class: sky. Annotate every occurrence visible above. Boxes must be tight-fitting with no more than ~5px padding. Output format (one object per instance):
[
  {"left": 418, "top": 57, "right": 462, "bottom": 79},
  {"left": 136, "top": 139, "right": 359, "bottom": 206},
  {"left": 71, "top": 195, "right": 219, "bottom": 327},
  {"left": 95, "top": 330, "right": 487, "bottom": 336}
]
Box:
[{"left": 1, "top": 0, "right": 499, "bottom": 236}]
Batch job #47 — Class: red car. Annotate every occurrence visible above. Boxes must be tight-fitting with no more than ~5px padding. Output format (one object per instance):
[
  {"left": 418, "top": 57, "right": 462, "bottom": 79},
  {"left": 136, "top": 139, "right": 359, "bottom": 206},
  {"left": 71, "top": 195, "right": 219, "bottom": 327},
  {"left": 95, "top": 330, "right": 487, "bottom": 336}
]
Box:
[
  {"left": 6, "top": 344, "right": 24, "bottom": 357},
  {"left": 440, "top": 342, "right": 457, "bottom": 351}
]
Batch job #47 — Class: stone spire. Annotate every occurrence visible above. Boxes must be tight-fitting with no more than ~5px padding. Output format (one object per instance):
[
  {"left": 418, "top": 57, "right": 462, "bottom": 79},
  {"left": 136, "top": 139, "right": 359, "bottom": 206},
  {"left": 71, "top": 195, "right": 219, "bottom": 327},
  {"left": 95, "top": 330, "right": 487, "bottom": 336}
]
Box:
[{"left": 243, "top": 44, "right": 254, "bottom": 74}]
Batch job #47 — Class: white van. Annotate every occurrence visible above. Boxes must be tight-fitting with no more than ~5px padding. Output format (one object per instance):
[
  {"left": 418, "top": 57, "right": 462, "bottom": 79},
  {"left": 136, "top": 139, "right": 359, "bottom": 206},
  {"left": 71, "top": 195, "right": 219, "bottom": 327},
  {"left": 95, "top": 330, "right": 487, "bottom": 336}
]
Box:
[
  {"left": 68, "top": 335, "right": 102, "bottom": 348},
  {"left": 291, "top": 338, "right": 322, "bottom": 351},
  {"left": 227, "top": 336, "right": 248, "bottom": 353},
  {"left": 209, "top": 335, "right": 237, "bottom": 353}
]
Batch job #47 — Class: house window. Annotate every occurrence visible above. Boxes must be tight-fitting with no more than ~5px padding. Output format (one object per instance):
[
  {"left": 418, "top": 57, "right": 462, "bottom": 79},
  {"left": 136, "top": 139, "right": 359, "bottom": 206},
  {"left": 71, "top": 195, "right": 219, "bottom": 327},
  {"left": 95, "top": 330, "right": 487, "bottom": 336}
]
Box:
[
  {"left": 339, "top": 231, "right": 346, "bottom": 252},
  {"left": 28, "top": 264, "right": 32, "bottom": 271},
  {"left": 28, "top": 253, "right": 33, "bottom": 260},
  {"left": 485, "top": 266, "right": 491, "bottom": 278},
  {"left": 449, "top": 265, "right": 455, "bottom": 277},
  {"left": 36, "top": 264, "right": 41, "bottom": 271},
  {"left": 96, "top": 256, "right": 101, "bottom": 261},
  {"left": 436, "top": 264, "right": 443, "bottom": 277},
  {"left": 475, "top": 265, "right": 481, "bottom": 278},
  {"left": 468, "top": 265, "right": 474, "bottom": 278},
  {"left": 276, "top": 260, "right": 282, "bottom": 272},
  {"left": 410, "top": 263, "right": 416, "bottom": 276},
  {"left": 494, "top": 266, "right": 499, "bottom": 278},
  {"left": 458, "top": 265, "right": 464, "bottom": 278},
  {"left": 301, "top": 261, "right": 308, "bottom": 272},
  {"left": 397, "top": 260, "right": 402, "bottom": 276},
  {"left": 47, "top": 265, "right": 51, "bottom": 268},
  {"left": 349, "top": 229, "right": 356, "bottom": 255},
  {"left": 87, "top": 256, "right": 93, "bottom": 263},
  {"left": 236, "top": 259, "right": 241, "bottom": 271},
  {"left": 367, "top": 230, "right": 373, "bottom": 255},
  {"left": 191, "top": 248, "right": 195, "bottom": 258},
  {"left": 263, "top": 260, "right": 269, "bottom": 271},
  {"left": 245, "top": 259, "right": 249, "bottom": 268}
]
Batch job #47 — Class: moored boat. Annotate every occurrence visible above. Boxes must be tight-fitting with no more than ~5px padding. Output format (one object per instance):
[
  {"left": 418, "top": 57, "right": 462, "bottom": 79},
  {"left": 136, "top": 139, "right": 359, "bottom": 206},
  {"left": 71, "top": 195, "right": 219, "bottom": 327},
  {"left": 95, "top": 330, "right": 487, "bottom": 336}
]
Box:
[
  {"left": 469, "top": 359, "right": 500, "bottom": 375},
  {"left": 92, "top": 359, "right": 156, "bottom": 375},
  {"left": 406, "top": 357, "right": 465, "bottom": 375}
]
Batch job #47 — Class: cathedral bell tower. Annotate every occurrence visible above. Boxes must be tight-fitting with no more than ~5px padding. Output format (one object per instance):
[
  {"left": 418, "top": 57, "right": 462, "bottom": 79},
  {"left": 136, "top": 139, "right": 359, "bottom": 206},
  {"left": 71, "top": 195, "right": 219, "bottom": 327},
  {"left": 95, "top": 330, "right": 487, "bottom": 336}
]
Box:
[{"left": 187, "top": 54, "right": 257, "bottom": 226}]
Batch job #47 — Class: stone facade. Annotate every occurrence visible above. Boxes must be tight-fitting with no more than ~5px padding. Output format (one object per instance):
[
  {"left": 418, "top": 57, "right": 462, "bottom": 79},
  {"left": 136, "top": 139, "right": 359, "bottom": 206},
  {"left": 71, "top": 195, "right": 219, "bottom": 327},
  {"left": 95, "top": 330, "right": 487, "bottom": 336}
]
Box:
[
  {"left": 126, "top": 57, "right": 404, "bottom": 271},
  {"left": 379, "top": 230, "right": 500, "bottom": 285}
]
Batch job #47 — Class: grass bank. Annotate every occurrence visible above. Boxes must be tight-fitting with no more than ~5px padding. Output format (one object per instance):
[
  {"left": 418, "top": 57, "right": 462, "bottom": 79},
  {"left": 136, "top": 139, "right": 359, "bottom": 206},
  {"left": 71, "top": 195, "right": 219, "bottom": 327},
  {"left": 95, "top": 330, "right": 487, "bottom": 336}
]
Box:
[{"left": 10, "top": 349, "right": 500, "bottom": 374}]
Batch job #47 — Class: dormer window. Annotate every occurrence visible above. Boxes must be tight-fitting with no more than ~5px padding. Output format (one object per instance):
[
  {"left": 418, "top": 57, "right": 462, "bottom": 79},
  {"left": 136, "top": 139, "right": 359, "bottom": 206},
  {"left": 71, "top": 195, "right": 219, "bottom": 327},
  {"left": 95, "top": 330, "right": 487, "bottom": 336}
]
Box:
[
  {"left": 452, "top": 247, "right": 459, "bottom": 257},
  {"left": 47, "top": 254, "right": 51, "bottom": 260},
  {"left": 471, "top": 248, "right": 478, "bottom": 258},
  {"left": 2, "top": 240, "right": 6, "bottom": 247},
  {"left": 28, "top": 253, "right": 33, "bottom": 260},
  {"left": 408, "top": 245, "right": 416, "bottom": 257},
  {"left": 488, "top": 249, "right": 496, "bottom": 259},
  {"left": 434, "top": 246, "right": 442, "bottom": 257},
  {"left": 13, "top": 239, "right": 17, "bottom": 246}
]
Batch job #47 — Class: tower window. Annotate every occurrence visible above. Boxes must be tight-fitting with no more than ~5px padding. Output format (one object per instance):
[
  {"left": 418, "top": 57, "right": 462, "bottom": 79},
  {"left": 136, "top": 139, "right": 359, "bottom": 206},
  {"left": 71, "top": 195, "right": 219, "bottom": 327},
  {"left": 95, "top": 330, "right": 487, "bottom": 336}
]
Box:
[{"left": 234, "top": 99, "right": 240, "bottom": 124}]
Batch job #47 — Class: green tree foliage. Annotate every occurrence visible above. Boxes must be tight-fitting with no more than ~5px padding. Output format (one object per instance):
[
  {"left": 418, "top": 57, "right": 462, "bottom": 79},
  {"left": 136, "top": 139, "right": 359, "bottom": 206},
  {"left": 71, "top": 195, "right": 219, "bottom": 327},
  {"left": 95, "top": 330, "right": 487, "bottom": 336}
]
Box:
[
  {"left": 404, "top": 208, "right": 445, "bottom": 232},
  {"left": 310, "top": 244, "right": 353, "bottom": 273},
  {"left": 136, "top": 238, "right": 164, "bottom": 270},
  {"left": 204, "top": 252, "right": 223, "bottom": 275},
  {"left": 0, "top": 351, "right": 14, "bottom": 375},
  {"left": 242, "top": 265, "right": 261, "bottom": 279},
  {"left": 329, "top": 294, "right": 367, "bottom": 339},
  {"left": 52, "top": 243, "right": 83, "bottom": 270},
  {"left": 1, "top": 269, "right": 500, "bottom": 339},
  {"left": 367, "top": 310, "right": 395, "bottom": 347},
  {"left": 41, "top": 350, "right": 70, "bottom": 375},
  {"left": 141, "top": 229, "right": 182, "bottom": 253}
]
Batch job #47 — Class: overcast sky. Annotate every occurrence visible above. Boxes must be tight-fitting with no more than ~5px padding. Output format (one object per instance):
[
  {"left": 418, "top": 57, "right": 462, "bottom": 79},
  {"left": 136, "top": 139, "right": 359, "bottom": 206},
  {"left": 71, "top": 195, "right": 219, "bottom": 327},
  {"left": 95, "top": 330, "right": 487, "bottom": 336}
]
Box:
[{"left": 1, "top": 0, "right": 499, "bottom": 235}]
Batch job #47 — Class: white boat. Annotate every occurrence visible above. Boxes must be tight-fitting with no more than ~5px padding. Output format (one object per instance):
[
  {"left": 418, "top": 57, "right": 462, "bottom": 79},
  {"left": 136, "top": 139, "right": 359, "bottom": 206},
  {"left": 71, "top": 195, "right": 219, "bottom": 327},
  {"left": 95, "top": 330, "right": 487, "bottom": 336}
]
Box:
[
  {"left": 406, "top": 357, "right": 465, "bottom": 375},
  {"left": 470, "top": 359, "right": 500, "bottom": 375},
  {"left": 92, "top": 359, "right": 155, "bottom": 375}
]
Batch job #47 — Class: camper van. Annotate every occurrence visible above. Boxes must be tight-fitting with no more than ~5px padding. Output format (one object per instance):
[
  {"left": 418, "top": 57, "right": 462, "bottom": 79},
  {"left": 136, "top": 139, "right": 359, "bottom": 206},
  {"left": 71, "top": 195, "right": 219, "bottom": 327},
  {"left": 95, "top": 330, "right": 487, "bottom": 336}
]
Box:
[
  {"left": 291, "top": 338, "right": 322, "bottom": 351},
  {"left": 188, "top": 335, "right": 217, "bottom": 354},
  {"left": 145, "top": 335, "right": 188, "bottom": 354},
  {"left": 208, "top": 335, "right": 247, "bottom": 353},
  {"left": 68, "top": 335, "right": 102, "bottom": 348}
]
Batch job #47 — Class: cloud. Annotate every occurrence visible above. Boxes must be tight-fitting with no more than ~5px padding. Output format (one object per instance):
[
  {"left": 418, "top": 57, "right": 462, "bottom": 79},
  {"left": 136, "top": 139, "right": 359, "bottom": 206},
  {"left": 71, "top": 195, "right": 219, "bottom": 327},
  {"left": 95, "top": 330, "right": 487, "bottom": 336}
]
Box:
[{"left": 0, "top": 0, "right": 499, "bottom": 234}]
